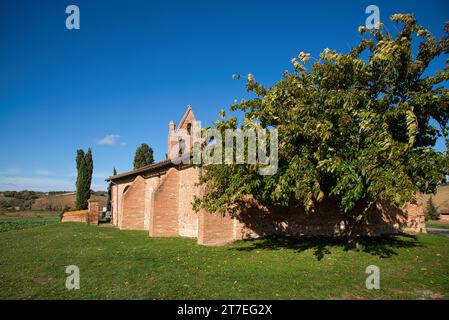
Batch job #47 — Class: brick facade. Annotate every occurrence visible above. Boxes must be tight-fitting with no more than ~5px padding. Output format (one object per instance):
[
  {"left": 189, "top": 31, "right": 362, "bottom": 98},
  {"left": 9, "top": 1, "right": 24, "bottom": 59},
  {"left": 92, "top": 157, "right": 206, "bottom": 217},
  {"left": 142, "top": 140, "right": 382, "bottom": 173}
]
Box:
[
  {"left": 198, "top": 209, "right": 234, "bottom": 246},
  {"left": 150, "top": 168, "right": 180, "bottom": 237},
  {"left": 231, "top": 197, "right": 427, "bottom": 240},
  {"left": 178, "top": 167, "right": 200, "bottom": 237},
  {"left": 402, "top": 195, "right": 427, "bottom": 233},
  {"left": 120, "top": 176, "right": 145, "bottom": 230},
  {"left": 144, "top": 177, "right": 161, "bottom": 230},
  {"left": 61, "top": 210, "right": 89, "bottom": 223},
  {"left": 108, "top": 107, "right": 427, "bottom": 246}
]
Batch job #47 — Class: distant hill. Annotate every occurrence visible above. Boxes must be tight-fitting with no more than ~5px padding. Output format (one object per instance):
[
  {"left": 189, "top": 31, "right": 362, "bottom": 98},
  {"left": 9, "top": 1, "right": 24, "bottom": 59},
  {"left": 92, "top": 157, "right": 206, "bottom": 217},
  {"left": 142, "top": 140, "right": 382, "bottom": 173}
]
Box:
[
  {"left": 423, "top": 185, "right": 449, "bottom": 213},
  {"left": 0, "top": 190, "right": 107, "bottom": 212},
  {"left": 0, "top": 191, "right": 44, "bottom": 211},
  {"left": 31, "top": 192, "right": 107, "bottom": 211},
  {"left": 2, "top": 185, "right": 445, "bottom": 213}
]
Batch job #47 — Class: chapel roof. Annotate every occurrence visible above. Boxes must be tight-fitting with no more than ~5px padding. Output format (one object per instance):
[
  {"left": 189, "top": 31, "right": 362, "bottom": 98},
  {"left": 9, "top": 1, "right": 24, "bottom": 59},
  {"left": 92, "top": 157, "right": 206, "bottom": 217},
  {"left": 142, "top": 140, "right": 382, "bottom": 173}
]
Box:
[{"left": 106, "top": 153, "right": 190, "bottom": 182}]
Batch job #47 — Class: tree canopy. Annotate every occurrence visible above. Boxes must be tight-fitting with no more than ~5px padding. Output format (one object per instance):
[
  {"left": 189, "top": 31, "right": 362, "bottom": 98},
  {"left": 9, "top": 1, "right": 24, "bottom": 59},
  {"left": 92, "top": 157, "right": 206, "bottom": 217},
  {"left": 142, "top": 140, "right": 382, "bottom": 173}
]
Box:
[
  {"left": 133, "top": 143, "right": 154, "bottom": 169},
  {"left": 193, "top": 14, "right": 449, "bottom": 235}
]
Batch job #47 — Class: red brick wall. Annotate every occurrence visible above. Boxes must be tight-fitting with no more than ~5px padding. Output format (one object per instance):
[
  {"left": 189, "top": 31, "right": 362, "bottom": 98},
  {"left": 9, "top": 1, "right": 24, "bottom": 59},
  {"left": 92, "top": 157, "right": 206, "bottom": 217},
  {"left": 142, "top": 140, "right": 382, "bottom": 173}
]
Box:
[
  {"left": 87, "top": 200, "right": 99, "bottom": 226},
  {"left": 62, "top": 203, "right": 99, "bottom": 224},
  {"left": 112, "top": 164, "right": 426, "bottom": 246},
  {"left": 232, "top": 197, "right": 426, "bottom": 240},
  {"left": 61, "top": 211, "right": 88, "bottom": 223},
  {"left": 111, "top": 184, "right": 118, "bottom": 226},
  {"left": 144, "top": 177, "right": 161, "bottom": 230},
  {"left": 121, "top": 176, "right": 145, "bottom": 230},
  {"left": 178, "top": 167, "right": 200, "bottom": 237},
  {"left": 150, "top": 168, "right": 180, "bottom": 237},
  {"left": 402, "top": 194, "right": 426, "bottom": 233},
  {"left": 197, "top": 210, "right": 234, "bottom": 246},
  {"left": 112, "top": 182, "right": 132, "bottom": 227}
]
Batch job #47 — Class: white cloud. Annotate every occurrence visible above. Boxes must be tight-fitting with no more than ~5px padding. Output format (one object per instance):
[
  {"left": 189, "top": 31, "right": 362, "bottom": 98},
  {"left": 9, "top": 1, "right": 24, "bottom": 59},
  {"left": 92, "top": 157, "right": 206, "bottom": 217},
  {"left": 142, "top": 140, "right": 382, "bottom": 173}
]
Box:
[{"left": 97, "top": 134, "right": 121, "bottom": 145}]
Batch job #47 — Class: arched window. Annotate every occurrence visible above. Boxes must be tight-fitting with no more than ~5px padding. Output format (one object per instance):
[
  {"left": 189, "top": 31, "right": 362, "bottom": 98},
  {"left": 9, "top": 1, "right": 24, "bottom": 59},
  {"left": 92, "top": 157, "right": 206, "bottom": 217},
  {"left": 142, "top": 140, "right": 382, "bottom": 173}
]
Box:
[
  {"left": 178, "top": 138, "right": 185, "bottom": 156},
  {"left": 123, "top": 185, "right": 130, "bottom": 195},
  {"left": 187, "top": 123, "right": 192, "bottom": 135}
]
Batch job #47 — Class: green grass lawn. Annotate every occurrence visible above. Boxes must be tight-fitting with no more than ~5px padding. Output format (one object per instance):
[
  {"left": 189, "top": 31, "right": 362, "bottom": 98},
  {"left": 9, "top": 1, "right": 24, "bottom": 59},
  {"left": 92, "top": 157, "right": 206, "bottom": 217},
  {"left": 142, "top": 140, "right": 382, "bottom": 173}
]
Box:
[
  {"left": 427, "top": 221, "right": 449, "bottom": 230},
  {"left": 0, "top": 210, "right": 61, "bottom": 232},
  {"left": 0, "top": 221, "right": 448, "bottom": 300}
]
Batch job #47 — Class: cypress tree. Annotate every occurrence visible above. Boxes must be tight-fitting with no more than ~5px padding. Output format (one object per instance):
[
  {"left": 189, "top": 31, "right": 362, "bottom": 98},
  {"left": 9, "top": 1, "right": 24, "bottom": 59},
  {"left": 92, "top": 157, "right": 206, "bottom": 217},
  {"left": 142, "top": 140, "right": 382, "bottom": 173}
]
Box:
[
  {"left": 85, "top": 148, "right": 93, "bottom": 194},
  {"left": 107, "top": 167, "right": 117, "bottom": 211},
  {"left": 75, "top": 148, "right": 93, "bottom": 210}
]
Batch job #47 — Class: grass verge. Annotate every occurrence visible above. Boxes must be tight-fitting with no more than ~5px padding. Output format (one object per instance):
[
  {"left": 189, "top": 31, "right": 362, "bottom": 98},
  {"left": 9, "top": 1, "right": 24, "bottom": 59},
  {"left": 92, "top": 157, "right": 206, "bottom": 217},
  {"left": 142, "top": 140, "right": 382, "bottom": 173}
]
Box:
[{"left": 0, "top": 222, "right": 448, "bottom": 299}]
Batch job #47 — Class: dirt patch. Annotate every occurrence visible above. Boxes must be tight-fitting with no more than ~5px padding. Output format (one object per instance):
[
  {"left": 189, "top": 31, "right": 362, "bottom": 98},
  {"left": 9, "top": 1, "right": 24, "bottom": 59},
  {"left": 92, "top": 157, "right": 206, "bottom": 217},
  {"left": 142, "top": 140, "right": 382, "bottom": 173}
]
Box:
[
  {"left": 32, "top": 273, "right": 54, "bottom": 285},
  {"left": 338, "top": 291, "right": 365, "bottom": 300},
  {"left": 415, "top": 289, "right": 445, "bottom": 300}
]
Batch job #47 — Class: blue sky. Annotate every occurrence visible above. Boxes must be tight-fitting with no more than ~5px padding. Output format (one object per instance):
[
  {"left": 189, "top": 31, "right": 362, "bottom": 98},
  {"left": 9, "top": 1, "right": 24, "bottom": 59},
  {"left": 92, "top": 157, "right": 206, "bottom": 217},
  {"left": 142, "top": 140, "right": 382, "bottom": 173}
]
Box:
[{"left": 0, "top": 0, "right": 448, "bottom": 191}]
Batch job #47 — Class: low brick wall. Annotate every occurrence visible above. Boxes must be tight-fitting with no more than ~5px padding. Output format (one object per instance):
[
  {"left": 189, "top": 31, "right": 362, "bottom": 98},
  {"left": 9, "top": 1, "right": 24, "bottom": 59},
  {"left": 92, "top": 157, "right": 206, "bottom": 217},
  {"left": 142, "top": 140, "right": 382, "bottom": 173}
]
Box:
[
  {"left": 61, "top": 200, "right": 99, "bottom": 225},
  {"left": 61, "top": 210, "right": 89, "bottom": 223}
]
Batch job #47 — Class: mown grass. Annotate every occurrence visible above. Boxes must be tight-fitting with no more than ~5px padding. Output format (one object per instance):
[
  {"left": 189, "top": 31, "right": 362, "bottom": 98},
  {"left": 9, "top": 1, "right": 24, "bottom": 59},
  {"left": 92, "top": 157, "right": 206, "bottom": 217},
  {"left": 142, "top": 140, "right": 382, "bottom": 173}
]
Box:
[
  {"left": 0, "top": 222, "right": 448, "bottom": 300},
  {"left": 427, "top": 221, "right": 449, "bottom": 230}
]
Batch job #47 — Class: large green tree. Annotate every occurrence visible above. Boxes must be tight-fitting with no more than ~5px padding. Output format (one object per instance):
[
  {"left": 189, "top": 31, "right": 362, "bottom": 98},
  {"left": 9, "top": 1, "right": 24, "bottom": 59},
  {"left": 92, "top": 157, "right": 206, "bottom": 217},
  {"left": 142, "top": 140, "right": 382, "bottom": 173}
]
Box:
[
  {"left": 75, "top": 148, "right": 93, "bottom": 210},
  {"left": 193, "top": 14, "right": 449, "bottom": 240},
  {"left": 133, "top": 143, "right": 154, "bottom": 169}
]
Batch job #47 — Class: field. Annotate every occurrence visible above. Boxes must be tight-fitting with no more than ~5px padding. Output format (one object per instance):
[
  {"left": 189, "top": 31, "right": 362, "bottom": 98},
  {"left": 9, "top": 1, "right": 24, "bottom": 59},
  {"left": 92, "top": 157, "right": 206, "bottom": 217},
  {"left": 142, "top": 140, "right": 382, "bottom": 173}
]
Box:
[
  {"left": 0, "top": 191, "right": 107, "bottom": 212},
  {"left": 31, "top": 193, "right": 107, "bottom": 211},
  {"left": 423, "top": 184, "right": 449, "bottom": 211},
  {"left": 0, "top": 220, "right": 448, "bottom": 299}
]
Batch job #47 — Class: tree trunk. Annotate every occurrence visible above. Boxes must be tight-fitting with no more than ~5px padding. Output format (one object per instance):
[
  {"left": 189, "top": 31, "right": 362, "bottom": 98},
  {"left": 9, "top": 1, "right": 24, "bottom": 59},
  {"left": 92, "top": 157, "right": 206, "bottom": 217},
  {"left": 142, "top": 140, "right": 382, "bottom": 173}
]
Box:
[{"left": 344, "top": 212, "right": 360, "bottom": 249}]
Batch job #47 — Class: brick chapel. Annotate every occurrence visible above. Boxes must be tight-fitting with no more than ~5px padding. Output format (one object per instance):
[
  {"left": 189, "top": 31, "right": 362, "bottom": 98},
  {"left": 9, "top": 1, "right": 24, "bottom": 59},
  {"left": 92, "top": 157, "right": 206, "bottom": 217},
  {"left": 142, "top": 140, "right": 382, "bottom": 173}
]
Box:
[{"left": 107, "top": 106, "right": 426, "bottom": 246}]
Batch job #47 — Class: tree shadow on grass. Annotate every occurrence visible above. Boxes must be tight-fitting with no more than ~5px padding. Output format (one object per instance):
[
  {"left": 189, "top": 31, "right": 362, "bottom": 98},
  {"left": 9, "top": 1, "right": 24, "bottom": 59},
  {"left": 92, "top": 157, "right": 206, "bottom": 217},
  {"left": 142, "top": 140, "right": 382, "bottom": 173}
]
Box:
[{"left": 231, "top": 234, "right": 422, "bottom": 260}]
